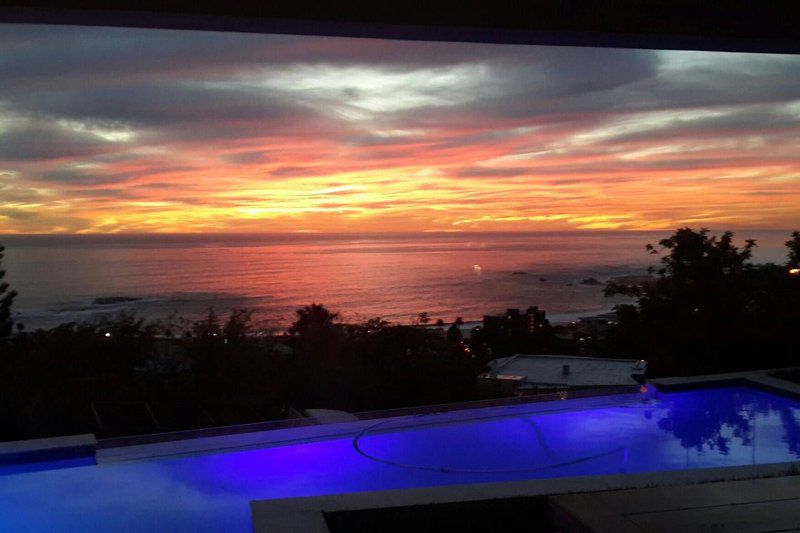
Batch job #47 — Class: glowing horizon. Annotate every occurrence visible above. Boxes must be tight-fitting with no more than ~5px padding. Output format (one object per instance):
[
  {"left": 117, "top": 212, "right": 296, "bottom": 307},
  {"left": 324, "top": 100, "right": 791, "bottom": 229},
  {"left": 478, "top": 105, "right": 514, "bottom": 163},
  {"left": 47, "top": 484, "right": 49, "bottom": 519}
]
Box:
[{"left": 1, "top": 25, "right": 799, "bottom": 234}]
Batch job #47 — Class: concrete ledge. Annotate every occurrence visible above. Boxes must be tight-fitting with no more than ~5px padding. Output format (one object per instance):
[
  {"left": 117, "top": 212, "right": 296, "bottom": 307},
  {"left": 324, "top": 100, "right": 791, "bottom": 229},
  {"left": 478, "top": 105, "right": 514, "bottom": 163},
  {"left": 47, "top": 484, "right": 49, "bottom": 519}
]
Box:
[
  {"left": 0, "top": 434, "right": 97, "bottom": 466},
  {"left": 651, "top": 367, "right": 800, "bottom": 399},
  {"left": 98, "top": 390, "right": 647, "bottom": 463},
  {"left": 550, "top": 474, "right": 800, "bottom": 532},
  {"left": 250, "top": 461, "right": 800, "bottom": 532},
  {"left": 305, "top": 409, "right": 360, "bottom": 424}
]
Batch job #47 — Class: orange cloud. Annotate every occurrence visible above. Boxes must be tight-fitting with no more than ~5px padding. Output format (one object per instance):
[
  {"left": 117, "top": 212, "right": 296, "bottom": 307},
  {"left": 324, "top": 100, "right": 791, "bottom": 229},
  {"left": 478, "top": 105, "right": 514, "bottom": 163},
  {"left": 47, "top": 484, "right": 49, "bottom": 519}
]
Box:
[{"left": 1, "top": 26, "right": 799, "bottom": 233}]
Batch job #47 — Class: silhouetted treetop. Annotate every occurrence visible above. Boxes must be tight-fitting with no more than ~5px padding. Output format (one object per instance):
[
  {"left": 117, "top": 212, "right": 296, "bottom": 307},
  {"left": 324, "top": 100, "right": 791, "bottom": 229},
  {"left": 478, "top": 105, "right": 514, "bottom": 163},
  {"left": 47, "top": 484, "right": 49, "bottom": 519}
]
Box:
[
  {"left": 0, "top": 244, "right": 18, "bottom": 339},
  {"left": 605, "top": 228, "right": 756, "bottom": 299},
  {"left": 787, "top": 231, "right": 800, "bottom": 268},
  {"left": 289, "top": 303, "right": 339, "bottom": 335},
  {"left": 602, "top": 227, "right": 800, "bottom": 376},
  {"left": 649, "top": 227, "right": 755, "bottom": 278}
]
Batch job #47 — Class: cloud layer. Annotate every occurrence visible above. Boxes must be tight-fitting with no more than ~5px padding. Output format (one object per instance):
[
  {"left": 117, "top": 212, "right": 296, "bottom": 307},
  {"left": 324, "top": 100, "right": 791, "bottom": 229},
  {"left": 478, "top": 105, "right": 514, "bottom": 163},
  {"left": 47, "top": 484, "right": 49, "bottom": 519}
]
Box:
[{"left": 1, "top": 24, "right": 799, "bottom": 233}]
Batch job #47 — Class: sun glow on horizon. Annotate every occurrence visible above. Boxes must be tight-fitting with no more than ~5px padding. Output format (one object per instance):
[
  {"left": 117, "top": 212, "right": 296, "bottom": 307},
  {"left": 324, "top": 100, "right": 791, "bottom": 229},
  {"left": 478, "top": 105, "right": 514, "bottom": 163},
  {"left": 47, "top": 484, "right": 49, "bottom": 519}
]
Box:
[{"left": 1, "top": 25, "right": 799, "bottom": 234}]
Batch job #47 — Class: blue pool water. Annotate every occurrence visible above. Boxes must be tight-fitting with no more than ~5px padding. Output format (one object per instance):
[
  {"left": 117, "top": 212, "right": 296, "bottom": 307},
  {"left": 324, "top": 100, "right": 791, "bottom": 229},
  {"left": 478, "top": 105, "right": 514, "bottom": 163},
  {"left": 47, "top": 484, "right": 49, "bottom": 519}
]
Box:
[{"left": 1, "top": 386, "right": 799, "bottom": 532}]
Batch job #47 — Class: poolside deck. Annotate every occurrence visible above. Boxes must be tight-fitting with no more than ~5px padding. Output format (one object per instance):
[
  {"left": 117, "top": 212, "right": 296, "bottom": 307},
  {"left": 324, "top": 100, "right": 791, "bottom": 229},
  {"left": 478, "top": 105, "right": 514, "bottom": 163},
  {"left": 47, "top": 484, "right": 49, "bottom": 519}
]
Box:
[{"left": 549, "top": 475, "right": 800, "bottom": 532}]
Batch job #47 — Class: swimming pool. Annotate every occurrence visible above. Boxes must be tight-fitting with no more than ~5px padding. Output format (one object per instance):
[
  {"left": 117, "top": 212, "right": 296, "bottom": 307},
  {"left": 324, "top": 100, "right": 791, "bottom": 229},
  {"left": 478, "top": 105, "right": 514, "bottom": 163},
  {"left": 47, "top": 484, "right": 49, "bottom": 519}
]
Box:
[{"left": 1, "top": 385, "right": 799, "bottom": 532}]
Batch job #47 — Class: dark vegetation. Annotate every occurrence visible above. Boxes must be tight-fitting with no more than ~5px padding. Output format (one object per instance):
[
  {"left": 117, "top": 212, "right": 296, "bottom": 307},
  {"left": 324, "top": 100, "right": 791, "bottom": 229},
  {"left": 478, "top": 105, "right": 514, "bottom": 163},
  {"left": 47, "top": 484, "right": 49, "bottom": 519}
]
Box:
[
  {"left": 0, "top": 300, "right": 485, "bottom": 441},
  {"left": 0, "top": 245, "right": 17, "bottom": 338},
  {"left": 0, "top": 228, "right": 798, "bottom": 442},
  {"left": 601, "top": 228, "right": 800, "bottom": 377}
]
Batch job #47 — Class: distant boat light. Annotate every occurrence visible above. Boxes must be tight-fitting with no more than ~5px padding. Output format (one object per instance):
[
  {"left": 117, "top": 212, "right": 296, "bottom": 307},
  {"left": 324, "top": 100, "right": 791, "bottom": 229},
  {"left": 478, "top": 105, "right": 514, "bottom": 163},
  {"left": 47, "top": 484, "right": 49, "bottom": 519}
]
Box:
[{"left": 473, "top": 264, "right": 482, "bottom": 272}]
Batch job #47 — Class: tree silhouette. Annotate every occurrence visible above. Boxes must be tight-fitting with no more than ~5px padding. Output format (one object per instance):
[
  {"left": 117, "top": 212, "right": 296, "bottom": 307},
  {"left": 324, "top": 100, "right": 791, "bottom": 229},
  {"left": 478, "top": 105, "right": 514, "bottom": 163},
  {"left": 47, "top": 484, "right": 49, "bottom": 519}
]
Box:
[
  {"left": 655, "top": 388, "right": 752, "bottom": 454},
  {"left": 0, "top": 244, "right": 18, "bottom": 339},
  {"left": 412, "top": 312, "right": 430, "bottom": 326},
  {"left": 363, "top": 316, "right": 390, "bottom": 331},
  {"left": 289, "top": 303, "right": 339, "bottom": 335},
  {"left": 787, "top": 230, "right": 800, "bottom": 268},
  {"left": 447, "top": 317, "right": 464, "bottom": 342},
  {"left": 603, "top": 228, "right": 800, "bottom": 376}
]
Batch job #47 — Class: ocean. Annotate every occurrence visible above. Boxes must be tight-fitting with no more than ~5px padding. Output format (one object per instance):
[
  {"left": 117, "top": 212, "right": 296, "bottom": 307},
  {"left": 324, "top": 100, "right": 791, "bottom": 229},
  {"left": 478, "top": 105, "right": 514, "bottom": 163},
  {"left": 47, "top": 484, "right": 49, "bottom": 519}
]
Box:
[{"left": 0, "top": 231, "right": 793, "bottom": 331}]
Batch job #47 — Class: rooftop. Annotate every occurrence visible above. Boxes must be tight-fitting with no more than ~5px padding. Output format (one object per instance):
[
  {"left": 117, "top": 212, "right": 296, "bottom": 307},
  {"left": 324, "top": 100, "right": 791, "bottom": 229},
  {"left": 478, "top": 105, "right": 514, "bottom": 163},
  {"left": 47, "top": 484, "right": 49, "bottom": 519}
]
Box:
[{"left": 480, "top": 354, "right": 646, "bottom": 389}]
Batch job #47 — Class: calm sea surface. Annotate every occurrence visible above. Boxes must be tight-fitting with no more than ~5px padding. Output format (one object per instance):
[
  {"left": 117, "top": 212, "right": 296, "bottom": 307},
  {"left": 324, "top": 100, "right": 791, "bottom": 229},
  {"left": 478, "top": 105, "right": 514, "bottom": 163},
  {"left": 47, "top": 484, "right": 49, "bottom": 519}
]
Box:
[{"left": 0, "top": 231, "right": 792, "bottom": 331}]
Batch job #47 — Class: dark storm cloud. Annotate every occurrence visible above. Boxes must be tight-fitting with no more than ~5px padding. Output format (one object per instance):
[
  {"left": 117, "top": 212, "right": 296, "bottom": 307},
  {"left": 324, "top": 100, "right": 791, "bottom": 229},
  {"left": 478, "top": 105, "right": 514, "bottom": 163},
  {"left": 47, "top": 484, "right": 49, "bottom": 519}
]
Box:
[
  {"left": 599, "top": 105, "right": 800, "bottom": 145},
  {"left": 3, "top": 24, "right": 799, "bottom": 153},
  {"left": 483, "top": 48, "right": 658, "bottom": 115},
  {"left": 32, "top": 164, "right": 195, "bottom": 186},
  {"left": 640, "top": 57, "right": 800, "bottom": 110},
  {"left": 0, "top": 25, "right": 662, "bottom": 134},
  {"left": 344, "top": 133, "right": 428, "bottom": 147},
  {"left": 0, "top": 124, "right": 112, "bottom": 161},
  {"left": 0, "top": 24, "right": 550, "bottom": 88},
  {"left": 3, "top": 24, "right": 800, "bottom": 134},
  {"left": 8, "top": 83, "right": 306, "bottom": 127},
  {"left": 221, "top": 150, "right": 270, "bottom": 165}
]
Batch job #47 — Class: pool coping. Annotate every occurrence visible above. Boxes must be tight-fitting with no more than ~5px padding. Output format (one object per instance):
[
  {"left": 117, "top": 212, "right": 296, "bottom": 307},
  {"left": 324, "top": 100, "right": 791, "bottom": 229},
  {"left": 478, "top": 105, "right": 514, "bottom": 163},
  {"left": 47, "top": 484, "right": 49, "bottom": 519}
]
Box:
[
  {"left": 95, "top": 386, "right": 642, "bottom": 463},
  {"left": 649, "top": 367, "right": 800, "bottom": 398},
  {"left": 0, "top": 433, "right": 96, "bottom": 467},
  {"left": 250, "top": 462, "right": 800, "bottom": 532},
  {"left": 92, "top": 368, "right": 800, "bottom": 464},
  {"left": 250, "top": 367, "right": 800, "bottom": 532},
  {"left": 96, "top": 388, "right": 647, "bottom": 463}
]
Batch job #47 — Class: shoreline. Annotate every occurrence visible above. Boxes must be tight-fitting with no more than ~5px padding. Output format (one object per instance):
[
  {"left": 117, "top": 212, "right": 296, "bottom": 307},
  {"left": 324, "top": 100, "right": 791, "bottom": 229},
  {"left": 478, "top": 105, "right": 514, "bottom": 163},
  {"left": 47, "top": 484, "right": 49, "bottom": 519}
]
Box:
[
  {"left": 11, "top": 306, "right": 620, "bottom": 336},
  {"left": 424, "top": 308, "right": 618, "bottom": 334}
]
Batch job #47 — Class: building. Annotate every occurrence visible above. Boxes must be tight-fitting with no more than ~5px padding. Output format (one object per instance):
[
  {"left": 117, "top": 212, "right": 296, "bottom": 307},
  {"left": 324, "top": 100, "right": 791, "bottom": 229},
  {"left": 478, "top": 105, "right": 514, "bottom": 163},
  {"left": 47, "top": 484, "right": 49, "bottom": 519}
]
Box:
[
  {"left": 482, "top": 307, "right": 548, "bottom": 346},
  {"left": 553, "top": 312, "right": 619, "bottom": 345},
  {"left": 576, "top": 312, "right": 618, "bottom": 332},
  {"left": 478, "top": 353, "right": 647, "bottom": 395}
]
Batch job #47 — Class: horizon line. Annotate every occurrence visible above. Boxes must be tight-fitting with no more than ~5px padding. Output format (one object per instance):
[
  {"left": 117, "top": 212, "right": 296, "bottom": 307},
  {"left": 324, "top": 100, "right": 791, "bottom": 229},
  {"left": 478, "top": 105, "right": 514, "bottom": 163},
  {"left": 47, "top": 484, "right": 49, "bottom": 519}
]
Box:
[{"left": 1, "top": 227, "right": 797, "bottom": 238}]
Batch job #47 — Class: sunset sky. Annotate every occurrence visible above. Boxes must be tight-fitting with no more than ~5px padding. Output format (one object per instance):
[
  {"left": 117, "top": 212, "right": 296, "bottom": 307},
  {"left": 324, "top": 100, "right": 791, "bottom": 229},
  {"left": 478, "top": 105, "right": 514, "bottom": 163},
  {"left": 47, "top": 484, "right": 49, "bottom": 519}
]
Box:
[{"left": 1, "top": 24, "right": 799, "bottom": 233}]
